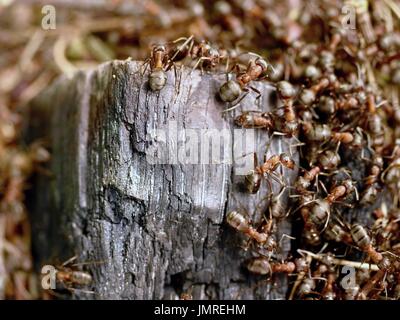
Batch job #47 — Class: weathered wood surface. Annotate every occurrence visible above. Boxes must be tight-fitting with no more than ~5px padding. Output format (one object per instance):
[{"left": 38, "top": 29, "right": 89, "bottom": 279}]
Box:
[{"left": 26, "top": 60, "right": 299, "bottom": 299}]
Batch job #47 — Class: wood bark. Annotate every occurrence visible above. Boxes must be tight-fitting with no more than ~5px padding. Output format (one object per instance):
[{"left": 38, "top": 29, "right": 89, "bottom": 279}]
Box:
[{"left": 26, "top": 60, "right": 299, "bottom": 299}]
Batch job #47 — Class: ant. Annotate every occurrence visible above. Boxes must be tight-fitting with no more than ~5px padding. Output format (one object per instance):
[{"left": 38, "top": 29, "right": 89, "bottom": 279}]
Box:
[
  {"left": 298, "top": 78, "right": 330, "bottom": 106},
  {"left": 305, "top": 179, "right": 358, "bottom": 229},
  {"left": 302, "top": 122, "right": 354, "bottom": 145},
  {"left": 269, "top": 187, "right": 290, "bottom": 219},
  {"left": 180, "top": 285, "right": 193, "bottom": 300},
  {"left": 247, "top": 257, "right": 295, "bottom": 276},
  {"left": 323, "top": 219, "right": 353, "bottom": 245},
  {"left": 288, "top": 255, "right": 312, "bottom": 300},
  {"left": 302, "top": 123, "right": 332, "bottom": 143},
  {"left": 43, "top": 256, "right": 95, "bottom": 297},
  {"left": 382, "top": 144, "right": 400, "bottom": 193},
  {"left": 295, "top": 166, "right": 321, "bottom": 194},
  {"left": 272, "top": 81, "right": 301, "bottom": 138},
  {"left": 219, "top": 56, "right": 272, "bottom": 109},
  {"left": 356, "top": 269, "right": 386, "bottom": 300},
  {"left": 360, "top": 154, "right": 383, "bottom": 205},
  {"left": 234, "top": 111, "right": 274, "bottom": 129},
  {"left": 226, "top": 210, "right": 268, "bottom": 244},
  {"left": 170, "top": 35, "right": 226, "bottom": 72},
  {"left": 291, "top": 193, "right": 321, "bottom": 246},
  {"left": 144, "top": 45, "right": 172, "bottom": 91},
  {"left": 350, "top": 224, "right": 384, "bottom": 266},
  {"left": 244, "top": 153, "right": 295, "bottom": 194},
  {"left": 317, "top": 95, "right": 359, "bottom": 117},
  {"left": 316, "top": 149, "right": 341, "bottom": 170}
]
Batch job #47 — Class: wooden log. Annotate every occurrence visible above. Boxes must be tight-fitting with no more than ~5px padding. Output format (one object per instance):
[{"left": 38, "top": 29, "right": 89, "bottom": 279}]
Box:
[{"left": 26, "top": 60, "right": 299, "bottom": 299}]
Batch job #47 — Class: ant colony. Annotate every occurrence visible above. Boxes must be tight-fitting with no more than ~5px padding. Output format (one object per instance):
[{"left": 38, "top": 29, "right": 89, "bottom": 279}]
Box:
[{"left": 139, "top": 24, "right": 400, "bottom": 299}]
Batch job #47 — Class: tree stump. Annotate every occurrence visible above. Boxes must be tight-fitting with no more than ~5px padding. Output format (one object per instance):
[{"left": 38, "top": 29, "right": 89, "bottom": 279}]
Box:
[{"left": 26, "top": 60, "right": 299, "bottom": 299}]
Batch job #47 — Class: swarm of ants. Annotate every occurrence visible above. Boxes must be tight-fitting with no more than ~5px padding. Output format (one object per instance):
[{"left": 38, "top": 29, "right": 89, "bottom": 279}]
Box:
[
  {"left": 1, "top": 0, "right": 400, "bottom": 299},
  {"left": 141, "top": 0, "right": 400, "bottom": 300}
]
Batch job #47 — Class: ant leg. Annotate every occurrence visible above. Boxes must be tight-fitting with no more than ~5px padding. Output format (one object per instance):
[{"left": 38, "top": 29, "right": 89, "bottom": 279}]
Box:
[
  {"left": 291, "top": 199, "right": 317, "bottom": 215},
  {"left": 224, "top": 61, "right": 231, "bottom": 81},
  {"left": 253, "top": 152, "right": 259, "bottom": 168},
  {"left": 247, "top": 52, "right": 263, "bottom": 59},
  {"left": 191, "top": 57, "right": 211, "bottom": 74},
  {"left": 381, "top": 163, "right": 400, "bottom": 183},
  {"left": 222, "top": 90, "right": 249, "bottom": 113},
  {"left": 225, "top": 56, "right": 230, "bottom": 75},
  {"left": 269, "top": 171, "right": 283, "bottom": 186},
  {"left": 319, "top": 180, "right": 329, "bottom": 196},
  {"left": 255, "top": 193, "right": 271, "bottom": 215},
  {"left": 269, "top": 171, "right": 286, "bottom": 188},
  {"left": 220, "top": 63, "right": 240, "bottom": 81},
  {"left": 365, "top": 132, "right": 375, "bottom": 155},
  {"left": 282, "top": 136, "right": 304, "bottom": 156},
  {"left": 200, "top": 64, "right": 205, "bottom": 75},
  {"left": 270, "top": 131, "right": 286, "bottom": 138},
  {"left": 71, "top": 259, "right": 106, "bottom": 267},
  {"left": 230, "top": 193, "right": 252, "bottom": 222},
  {"left": 289, "top": 193, "right": 302, "bottom": 200},
  {"left": 358, "top": 269, "right": 386, "bottom": 299},
  {"left": 360, "top": 147, "right": 373, "bottom": 163},
  {"left": 239, "top": 238, "right": 253, "bottom": 252},
  {"left": 275, "top": 185, "right": 286, "bottom": 199},
  {"left": 172, "top": 36, "right": 192, "bottom": 44},
  {"left": 227, "top": 63, "right": 241, "bottom": 74},
  {"left": 141, "top": 59, "right": 150, "bottom": 76},
  {"left": 279, "top": 233, "right": 296, "bottom": 249},
  {"left": 293, "top": 135, "right": 305, "bottom": 146},
  {"left": 321, "top": 210, "right": 331, "bottom": 232},
  {"left": 173, "top": 63, "right": 178, "bottom": 80},
  {"left": 173, "top": 64, "right": 182, "bottom": 96},
  {"left": 315, "top": 173, "right": 320, "bottom": 193},
  {"left": 335, "top": 141, "right": 341, "bottom": 153},
  {"left": 265, "top": 131, "right": 285, "bottom": 155},
  {"left": 170, "top": 35, "right": 194, "bottom": 61},
  {"left": 68, "top": 287, "right": 96, "bottom": 296},
  {"left": 266, "top": 178, "right": 273, "bottom": 194},
  {"left": 62, "top": 255, "right": 78, "bottom": 267},
  {"left": 332, "top": 201, "right": 354, "bottom": 208},
  {"left": 62, "top": 256, "right": 106, "bottom": 268},
  {"left": 288, "top": 254, "right": 312, "bottom": 300},
  {"left": 249, "top": 86, "right": 261, "bottom": 98},
  {"left": 46, "top": 289, "right": 69, "bottom": 299},
  {"left": 353, "top": 185, "right": 359, "bottom": 201},
  {"left": 338, "top": 167, "right": 353, "bottom": 179},
  {"left": 188, "top": 38, "right": 194, "bottom": 56},
  {"left": 288, "top": 142, "right": 305, "bottom": 156},
  {"left": 249, "top": 86, "right": 262, "bottom": 107}
]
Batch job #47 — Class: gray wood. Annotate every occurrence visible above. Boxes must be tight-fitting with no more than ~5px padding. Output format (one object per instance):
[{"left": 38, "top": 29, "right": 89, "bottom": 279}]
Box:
[{"left": 26, "top": 60, "right": 298, "bottom": 299}]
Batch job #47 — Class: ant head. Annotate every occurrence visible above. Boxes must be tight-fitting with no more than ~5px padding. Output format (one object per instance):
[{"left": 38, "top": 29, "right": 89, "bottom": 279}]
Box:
[
  {"left": 153, "top": 45, "right": 166, "bottom": 53},
  {"left": 279, "top": 153, "right": 295, "bottom": 169},
  {"left": 276, "top": 81, "right": 296, "bottom": 100},
  {"left": 255, "top": 58, "right": 269, "bottom": 71}
]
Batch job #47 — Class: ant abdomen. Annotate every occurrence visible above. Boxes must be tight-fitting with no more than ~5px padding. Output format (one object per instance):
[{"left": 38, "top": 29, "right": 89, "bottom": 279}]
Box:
[
  {"left": 244, "top": 170, "right": 262, "bottom": 194},
  {"left": 149, "top": 69, "right": 167, "bottom": 91},
  {"left": 351, "top": 224, "right": 371, "bottom": 249},
  {"left": 310, "top": 199, "right": 330, "bottom": 227},
  {"left": 219, "top": 80, "right": 241, "bottom": 102}
]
